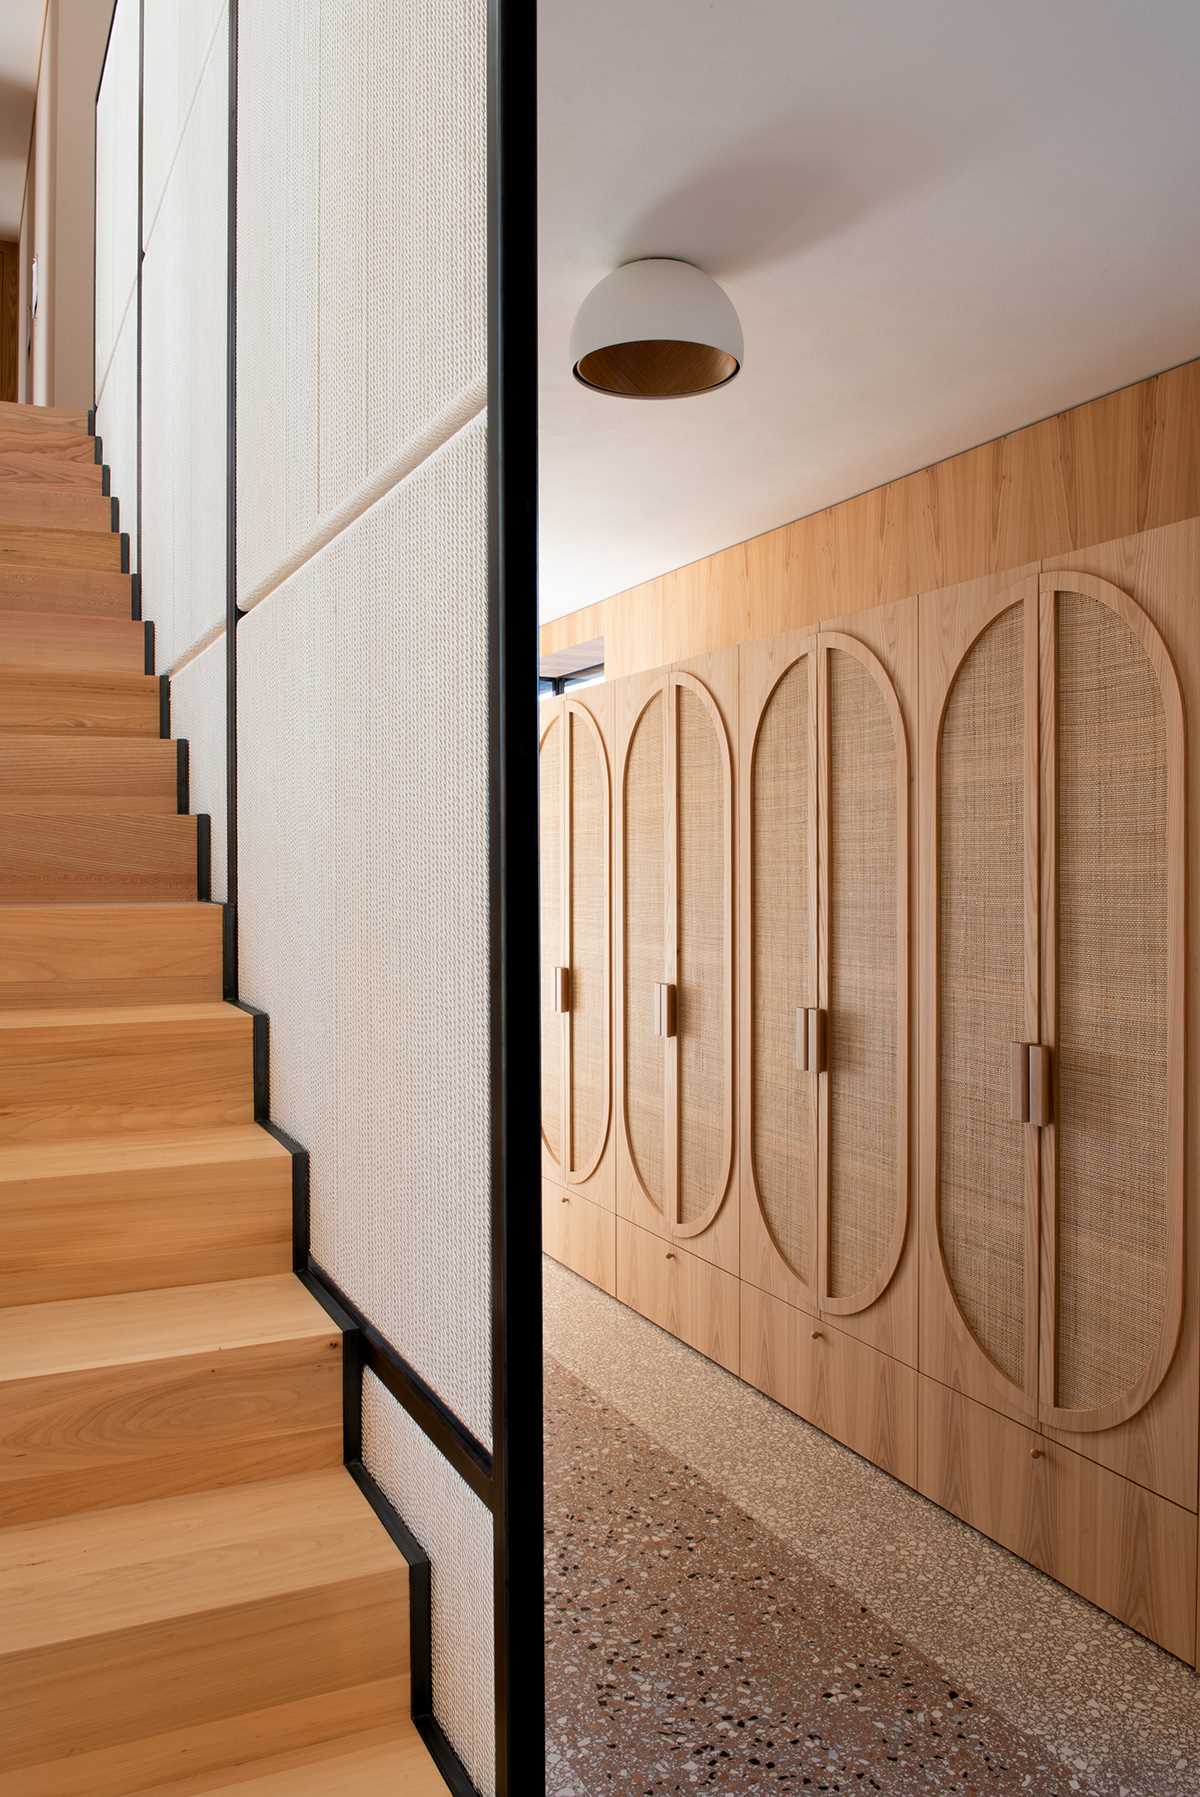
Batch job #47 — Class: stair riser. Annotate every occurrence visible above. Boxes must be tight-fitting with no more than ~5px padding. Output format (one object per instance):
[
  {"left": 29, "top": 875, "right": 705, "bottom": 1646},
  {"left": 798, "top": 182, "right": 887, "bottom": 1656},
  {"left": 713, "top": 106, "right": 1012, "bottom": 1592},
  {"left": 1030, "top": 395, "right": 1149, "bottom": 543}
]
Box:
[
  {"left": 0, "top": 817, "right": 198, "bottom": 902},
  {"left": 0, "top": 527, "right": 123, "bottom": 571},
  {"left": 9, "top": 1680, "right": 407, "bottom": 1797},
  {"left": 0, "top": 431, "right": 94, "bottom": 457},
  {"left": 0, "top": 743, "right": 177, "bottom": 813},
  {"left": 0, "top": 614, "right": 147, "bottom": 674},
  {"left": 0, "top": 1155, "right": 291, "bottom": 1306},
  {"left": 0, "top": 1018, "right": 253, "bottom": 1143},
  {"left": 0, "top": 905, "right": 222, "bottom": 1013},
  {"left": 0, "top": 566, "right": 133, "bottom": 618},
  {"left": 0, "top": 1575, "right": 408, "bottom": 1776},
  {"left": 0, "top": 454, "right": 104, "bottom": 488},
  {"left": 0, "top": 1338, "right": 342, "bottom": 1525},
  {"left": 0, "top": 494, "right": 114, "bottom": 533},
  {"left": 0, "top": 672, "right": 159, "bottom": 736}
]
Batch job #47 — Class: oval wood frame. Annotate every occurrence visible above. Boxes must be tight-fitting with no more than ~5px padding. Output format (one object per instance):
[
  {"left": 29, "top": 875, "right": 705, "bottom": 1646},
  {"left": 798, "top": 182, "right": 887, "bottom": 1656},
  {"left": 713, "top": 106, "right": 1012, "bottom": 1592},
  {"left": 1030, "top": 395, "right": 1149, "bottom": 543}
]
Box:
[
  {"left": 561, "top": 695, "right": 613, "bottom": 1184},
  {"left": 537, "top": 702, "right": 565, "bottom": 1173}
]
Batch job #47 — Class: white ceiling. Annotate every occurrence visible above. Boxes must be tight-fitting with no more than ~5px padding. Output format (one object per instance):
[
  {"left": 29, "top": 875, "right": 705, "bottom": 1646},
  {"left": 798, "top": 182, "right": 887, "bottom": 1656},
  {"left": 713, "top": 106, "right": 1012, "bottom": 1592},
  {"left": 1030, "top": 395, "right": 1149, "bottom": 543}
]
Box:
[
  {"left": 538, "top": 0, "right": 1200, "bottom": 623},
  {"left": 0, "top": 0, "right": 45, "bottom": 239}
]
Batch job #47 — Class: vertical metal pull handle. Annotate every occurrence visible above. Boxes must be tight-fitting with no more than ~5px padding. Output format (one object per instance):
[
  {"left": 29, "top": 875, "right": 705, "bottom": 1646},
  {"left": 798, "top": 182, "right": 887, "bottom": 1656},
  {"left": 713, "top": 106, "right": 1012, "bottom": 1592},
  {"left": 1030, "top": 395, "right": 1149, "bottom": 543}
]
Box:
[
  {"left": 794, "top": 1007, "right": 809, "bottom": 1072},
  {"left": 553, "top": 965, "right": 571, "bottom": 1013},
  {"left": 1010, "top": 1043, "right": 1052, "bottom": 1126},
  {"left": 806, "top": 1007, "right": 828, "bottom": 1075},
  {"left": 655, "top": 981, "right": 677, "bottom": 1039}
]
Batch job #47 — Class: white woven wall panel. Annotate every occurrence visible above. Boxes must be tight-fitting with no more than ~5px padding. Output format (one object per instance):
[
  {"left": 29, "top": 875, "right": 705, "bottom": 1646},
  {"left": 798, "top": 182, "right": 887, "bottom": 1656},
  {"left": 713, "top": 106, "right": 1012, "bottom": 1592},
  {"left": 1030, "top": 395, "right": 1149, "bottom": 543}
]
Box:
[
  {"left": 140, "top": 28, "right": 228, "bottom": 667},
  {"left": 317, "top": 0, "right": 487, "bottom": 519},
  {"left": 96, "top": 296, "right": 138, "bottom": 575},
  {"left": 236, "top": 561, "right": 337, "bottom": 1196},
  {"left": 362, "top": 1373, "right": 496, "bottom": 1795},
  {"left": 234, "top": 0, "right": 320, "bottom": 603},
  {"left": 142, "top": 0, "right": 228, "bottom": 247},
  {"left": 171, "top": 634, "right": 227, "bottom": 903},
  {"left": 328, "top": 412, "right": 492, "bottom": 1445},
  {"left": 94, "top": 0, "right": 139, "bottom": 398}
]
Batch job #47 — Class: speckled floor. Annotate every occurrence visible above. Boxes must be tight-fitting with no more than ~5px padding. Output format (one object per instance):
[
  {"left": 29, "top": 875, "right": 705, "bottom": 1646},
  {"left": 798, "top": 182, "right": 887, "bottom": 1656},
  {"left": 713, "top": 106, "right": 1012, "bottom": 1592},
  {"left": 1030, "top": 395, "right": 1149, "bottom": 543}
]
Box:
[{"left": 543, "top": 1257, "right": 1200, "bottom": 1797}]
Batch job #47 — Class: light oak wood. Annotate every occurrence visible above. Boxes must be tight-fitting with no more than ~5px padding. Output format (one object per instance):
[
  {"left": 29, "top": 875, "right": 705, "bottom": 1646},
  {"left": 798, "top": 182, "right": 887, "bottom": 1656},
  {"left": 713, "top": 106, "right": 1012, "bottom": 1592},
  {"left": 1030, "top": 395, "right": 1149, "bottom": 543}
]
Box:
[
  {"left": 917, "top": 565, "right": 1042, "bottom": 1424},
  {"left": 0, "top": 611, "right": 147, "bottom": 673},
  {"left": 131, "top": 1720, "right": 447, "bottom": 1797},
  {"left": 0, "top": 401, "right": 91, "bottom": 431},
  {"left": 0, "top": 430, "right": 96, "bottom": 459},
  {"left": 0, "top": 525, "right": 123, "bottom": 571},
  {"left": 540, "top": 360, "right": 1200, "bottom": 679},
  {"left": 542, "top": 1179, "right": 617, "bottom": 1295},
  {"left": 0, "top": 668, "right": 158, "bottom": 735},
  {"left": 740, "top": 1281, "right": 918, "bottom": 1486},
  {"left": 0, "top": 902, "right": 222, "bottom": 1012},
  {"left": 0, "top": 1469, "right": 408, "bottom": 1780},
  {"left": 918, "top": 1375, "right": 1195, "bottom": 1661},
  {"left": 0, "top": 813, "right": 199, "bottom": 900},
  {"left": 0, "top": 738, "right": 176, "bottom": 813},
  {"left": 0, "top": 451, "right": 105, "bottom": 488},
  {"left": 0, "top": 1124, "right": 291, "bottom": 1305},
  {"left": 0, "top": 564, "right": 133, "bottom": 618},
  {"left": 0, "top": 490, "right": 113, "bottom": 533},
  {"left": 8, "top": 1682, "right": 410, "bottom": 1797},
  {"left": 0, "top": 1276, "right": 340, "bottom": 1522},
  {"left": 0, "top": 1003, "right": 254, "bottom": 1142},
  {"left": 615, "top": 1215, "right": 739, "bottom": 1374}
]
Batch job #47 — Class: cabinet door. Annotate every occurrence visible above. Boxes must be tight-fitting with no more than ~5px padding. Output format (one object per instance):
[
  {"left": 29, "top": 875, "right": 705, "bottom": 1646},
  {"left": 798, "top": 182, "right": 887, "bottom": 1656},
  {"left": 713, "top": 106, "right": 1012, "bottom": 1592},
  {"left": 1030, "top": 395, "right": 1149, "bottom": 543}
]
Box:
[
  {"left": 1038, "top": 561, "right": 1189, "bottom": 1508},
  {"left": 562, "top": 692, "right": 613, "bottom": 1203},
  {"left": 739, "top": 632, "right": 819, "bottom": 1313},
  {"left": 919, "top": 568, "right": 1042, "bottom": 1422},
  {"left": 818, "top": 624, "right": 911, "bottom": 1360},
  {"left": 538, "top": 699, "right": 566, "bottom": 1182}
]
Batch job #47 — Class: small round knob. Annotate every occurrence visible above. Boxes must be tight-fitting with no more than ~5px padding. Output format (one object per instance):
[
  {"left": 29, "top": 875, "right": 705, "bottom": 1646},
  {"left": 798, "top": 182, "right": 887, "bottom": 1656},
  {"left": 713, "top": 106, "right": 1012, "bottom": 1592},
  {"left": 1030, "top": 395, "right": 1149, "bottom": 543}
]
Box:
[
  {"left": 811, "top": 1329, "right": 824, "bottom": 1341},
  {"left": 665, "top": 1251, "right": 676, "bottom": 1261},
  {"left": 1030, "top": 1447, "right": 1043, "bottom": 1460}
]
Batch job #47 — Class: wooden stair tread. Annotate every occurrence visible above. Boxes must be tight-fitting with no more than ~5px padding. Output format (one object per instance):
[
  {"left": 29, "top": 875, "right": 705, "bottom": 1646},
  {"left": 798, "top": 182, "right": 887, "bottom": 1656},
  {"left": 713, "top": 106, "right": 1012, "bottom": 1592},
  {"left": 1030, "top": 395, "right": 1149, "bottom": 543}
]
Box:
[
  {"left": 0, "top": 999, "right": 241, "bottom": 1029},
  {"left": 0, "top": 612, "right": 147, "bottom": 673},
  {"left": 0, "top": 1120, "right": 281, "bottom": 1181},
  {"left": 0, "top": 452, "right": 104, "bottom": 486},
  {"left": 0, "top": 565, "right": 133, "bottom": 617},
  {"left": 0, "top": 737, "right": 176, "bottom": 809},
  {"left": 0, "top": 400, "right": 91, "bottom": 428},
  {"left": 0, "top": 526, "right": 123, "bottom": 570},
  {"left": 135, "top": 1721, "right": 446, "bottom": 1796},
  {"left": 0, "top": 666, "right": 158, "bottom": 734},
  {"left": 0, "top": 1467, "right": 402, "bottom": 1654},
  {"left": 0, "top": 1274, "right": 333, "bottom": 1381}
]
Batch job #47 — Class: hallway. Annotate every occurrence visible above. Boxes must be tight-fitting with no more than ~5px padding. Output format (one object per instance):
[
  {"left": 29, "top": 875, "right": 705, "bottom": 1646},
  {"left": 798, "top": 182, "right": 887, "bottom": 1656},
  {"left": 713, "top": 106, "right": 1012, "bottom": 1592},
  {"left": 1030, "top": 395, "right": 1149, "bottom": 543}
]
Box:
[{"left": 544, "top": 1260, "right": 1200, "bottom": 1796}]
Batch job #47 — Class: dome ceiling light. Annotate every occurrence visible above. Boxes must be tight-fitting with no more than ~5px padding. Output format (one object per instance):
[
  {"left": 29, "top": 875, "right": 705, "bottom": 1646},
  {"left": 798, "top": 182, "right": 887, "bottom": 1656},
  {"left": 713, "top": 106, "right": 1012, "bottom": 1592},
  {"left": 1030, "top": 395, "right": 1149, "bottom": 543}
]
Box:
[{"left": 570, "top": 258, "right": 743, "bottom": 399}]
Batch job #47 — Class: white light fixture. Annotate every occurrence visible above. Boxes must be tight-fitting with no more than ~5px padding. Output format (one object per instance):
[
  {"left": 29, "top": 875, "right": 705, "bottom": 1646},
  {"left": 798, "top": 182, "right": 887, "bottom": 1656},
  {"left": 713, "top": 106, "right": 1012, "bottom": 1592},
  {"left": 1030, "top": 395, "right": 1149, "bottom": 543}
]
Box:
[{"left": 570, "top": 258, "right": 743, "bottom": 399}]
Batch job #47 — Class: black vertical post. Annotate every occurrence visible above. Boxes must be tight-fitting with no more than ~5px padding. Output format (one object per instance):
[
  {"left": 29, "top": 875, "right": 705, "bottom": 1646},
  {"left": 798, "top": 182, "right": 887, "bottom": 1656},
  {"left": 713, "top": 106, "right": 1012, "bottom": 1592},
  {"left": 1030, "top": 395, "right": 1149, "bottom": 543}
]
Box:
[
  {"left": 487, "top": 0, "right": 542, "bottom": 1793},
  {"left": 223, "top": 0, "right": 239, "bottom": 1002}
]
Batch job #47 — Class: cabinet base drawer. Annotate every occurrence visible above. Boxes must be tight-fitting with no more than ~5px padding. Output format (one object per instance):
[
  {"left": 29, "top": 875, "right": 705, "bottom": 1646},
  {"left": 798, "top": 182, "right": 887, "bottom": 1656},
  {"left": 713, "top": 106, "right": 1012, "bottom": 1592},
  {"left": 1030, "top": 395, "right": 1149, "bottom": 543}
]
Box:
[
  {"left": 615, "top": 1217, "right": 739, "bottom": 1375},
  {"left": 741, "top": 1284, "right": 917, "bottom": 1487},
  {"left": 542, "top": 1182, "right": 615, "bottom": 1296},
  {"left": 918, "top": 1377, "right": 1196, "bottom": 1663}
]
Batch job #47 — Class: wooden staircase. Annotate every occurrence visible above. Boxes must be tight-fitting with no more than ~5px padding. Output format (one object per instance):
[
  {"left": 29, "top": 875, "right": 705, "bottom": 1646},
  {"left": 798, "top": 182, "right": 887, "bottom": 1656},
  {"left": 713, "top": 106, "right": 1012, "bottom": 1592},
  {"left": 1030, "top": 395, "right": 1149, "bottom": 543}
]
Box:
[{"left": 0, "top": 402, "right": 444, "bottom": 1795}]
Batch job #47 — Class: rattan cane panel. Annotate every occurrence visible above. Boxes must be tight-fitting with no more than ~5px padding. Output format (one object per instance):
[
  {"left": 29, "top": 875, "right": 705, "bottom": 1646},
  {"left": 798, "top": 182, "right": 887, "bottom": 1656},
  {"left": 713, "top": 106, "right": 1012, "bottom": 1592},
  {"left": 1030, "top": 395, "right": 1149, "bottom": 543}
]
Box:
[
  {"left": 235, "top": 0, "right": 320, "bottom": 601},
  {"left": 937, "top": 604, "right": 1027, "bottom": 1387},
  {"left": 677, "top": 685, "right": 727, "bottom": 1225},
  {"left": 363, "top": 1373, "right": 496, "bottom": 1796},
  {"left": 750, "top": 660, "right": 814, "bottom": 1281},
  {"left": 827, "top": 650, "right": 898, "bottom": 1299},
  {"left": 140, "top": 31, "right": 228, "bottom": 664},
  {"left": 540, "top": 715, "right": 563, "bottom": 1167},
  {"left": 171, "top": 632, "right": 227, "bottom": 902},
  {"left": 624, "top": 693, "right": 666, "bottom": 1210},
  {"left": 569, "top": 710, "right": 608, "bottom": 1173},
  {"left": 96, "top": 299, "right": 139, "bottom": 575},
  {"left": 94, "top": 0, "right": 140, "bottom": 402},
  {"left": 1053, "top": 592, "right": 1169, "bottom": 1413},
  {"left": 142, "top": 0, "right": 228, "bottom": 246}
]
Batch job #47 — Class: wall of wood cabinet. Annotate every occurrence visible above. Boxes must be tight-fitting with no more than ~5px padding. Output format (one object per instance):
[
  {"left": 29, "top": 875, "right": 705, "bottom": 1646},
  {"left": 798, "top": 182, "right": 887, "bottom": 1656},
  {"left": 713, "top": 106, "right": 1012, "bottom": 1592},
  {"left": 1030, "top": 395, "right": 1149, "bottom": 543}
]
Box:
[{"left": 540, "top": 512, "right": 1200, "bottom": 1666}]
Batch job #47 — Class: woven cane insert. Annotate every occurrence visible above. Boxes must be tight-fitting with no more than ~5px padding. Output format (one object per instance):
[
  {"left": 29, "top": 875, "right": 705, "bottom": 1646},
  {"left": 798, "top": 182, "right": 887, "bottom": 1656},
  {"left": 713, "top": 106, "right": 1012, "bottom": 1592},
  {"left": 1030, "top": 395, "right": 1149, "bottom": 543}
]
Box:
[
  {"left": 938, "top": 604, "right": 1027, "bottom": 1386},
  {"left": 569, "top": 709, "right": 608, "bottom": 1174},
  {"left": 750, "top": 660, "right": 815, "bottom": 1281},
  {"left": 827, "top": 649, "right": 898, "bottom": 1300},
  {"left": 625, "top": 693, "right": 666, "bottom": 1208},
  {"left": 1054, "top": 591, "right": 1169, "bottom": 1412},
  {"left": 539, "top": 715, "right": 562, "bottom": 1165},
  {"left": 677, "top": 684, "right": 728, "bottom": 1224}
]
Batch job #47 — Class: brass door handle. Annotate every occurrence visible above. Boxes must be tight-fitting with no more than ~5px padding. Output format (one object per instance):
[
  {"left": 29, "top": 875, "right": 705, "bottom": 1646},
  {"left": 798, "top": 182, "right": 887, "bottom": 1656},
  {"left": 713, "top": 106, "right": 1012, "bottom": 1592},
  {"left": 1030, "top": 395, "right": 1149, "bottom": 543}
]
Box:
[
  {"left": 655, "top": 981, "right": 677, "bottom": 1039},
  {"left": 553, "top": 965, "right": 571, "bottom": 1013}
]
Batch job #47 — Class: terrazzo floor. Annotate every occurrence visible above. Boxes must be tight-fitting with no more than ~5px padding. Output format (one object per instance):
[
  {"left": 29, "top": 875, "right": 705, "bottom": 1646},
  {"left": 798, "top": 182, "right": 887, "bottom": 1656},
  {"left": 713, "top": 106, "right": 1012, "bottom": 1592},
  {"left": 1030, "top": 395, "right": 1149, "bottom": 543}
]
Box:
[{"left": 543, "top": 1257, "right": 1200, "bottom": 1797}]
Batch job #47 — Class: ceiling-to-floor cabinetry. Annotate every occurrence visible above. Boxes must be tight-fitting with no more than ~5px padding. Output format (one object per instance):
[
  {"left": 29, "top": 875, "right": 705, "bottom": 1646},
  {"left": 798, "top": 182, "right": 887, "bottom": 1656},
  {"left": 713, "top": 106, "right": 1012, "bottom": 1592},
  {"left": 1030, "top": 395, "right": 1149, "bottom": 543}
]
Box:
[{"left": 540, "top": 517, "right": 1200, "bottom": 1665}]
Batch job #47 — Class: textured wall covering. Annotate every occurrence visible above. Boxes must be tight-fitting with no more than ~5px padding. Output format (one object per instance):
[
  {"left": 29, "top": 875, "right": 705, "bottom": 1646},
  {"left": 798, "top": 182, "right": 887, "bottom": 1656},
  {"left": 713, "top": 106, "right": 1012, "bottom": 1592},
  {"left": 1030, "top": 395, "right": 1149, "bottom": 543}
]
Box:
[
  {"left": 239, "top": 413, "right": 492, "bottom": 1445},
  {"left": 96, "top": 299, "right": 138, "bottom": 575},
  {"left": 140, "top": 17, "right": 228, "bottom": 667},
  {"left": 363, "top": 1373, "right": 496, "bottom": 1795},
  {"left": 170, "top": 634, "right": 228, "bottom": 904},
  {"left": 141, "top": 0, "right": 229, "bottom": 242},
  {"left": 94, "top": 0, "right": 139, "bottom": 403}
]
